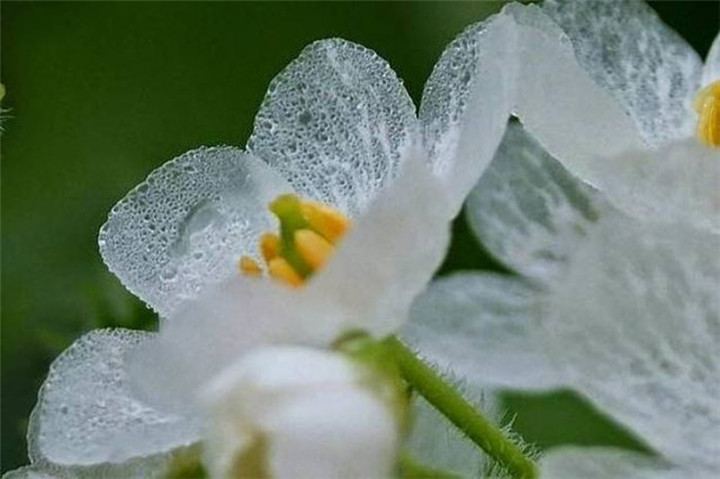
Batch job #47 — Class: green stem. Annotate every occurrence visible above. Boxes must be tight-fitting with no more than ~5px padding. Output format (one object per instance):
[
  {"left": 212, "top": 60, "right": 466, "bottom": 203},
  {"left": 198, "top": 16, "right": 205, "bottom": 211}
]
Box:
[
  {"left": 396, "top": 452, "right": 462, "bottom": 479},
  {"left": 386, "top": 336, "right": 538, "bottom": 479}
]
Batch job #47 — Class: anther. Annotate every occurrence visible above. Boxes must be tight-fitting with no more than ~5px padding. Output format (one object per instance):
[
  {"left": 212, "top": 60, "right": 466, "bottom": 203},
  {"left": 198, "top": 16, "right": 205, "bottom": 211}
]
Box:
[
  {"left": 301, "top": 200, "right": 350, "bottom": 243},
  {"left": 268, "top": 258, "right": 303, "bottom": 288},
  {"left": 239, "top": 256, "right": 263, "bottom": 277},
  {"left": 260, "top": 233, "right": 280, "bottom": 263},
  {"left": 295, "top": 229, "right": 334, "bottom": 270},
  {"left": 695, "top": 81, "right": 720, "bottom": 147}
]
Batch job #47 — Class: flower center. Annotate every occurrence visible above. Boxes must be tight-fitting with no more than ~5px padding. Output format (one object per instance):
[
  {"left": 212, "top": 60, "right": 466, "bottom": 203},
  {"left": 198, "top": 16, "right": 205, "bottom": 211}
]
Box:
[
  {"left": 238, "top": 194, "right": 351, "bottom": 287},
  {"left": 695, "top": 80, "right": 720, "bottom": 147}
]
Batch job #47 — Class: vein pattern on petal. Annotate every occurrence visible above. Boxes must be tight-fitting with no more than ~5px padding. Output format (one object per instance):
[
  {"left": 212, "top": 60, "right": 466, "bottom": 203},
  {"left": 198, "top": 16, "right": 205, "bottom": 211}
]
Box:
[
  {"left": 248, "top": 38, "right": 418, "bottom": 217},
  {"left": 403, "top": 272, "right": 563, "bottom": 391},
  {"left": 544, "top": 215, "right": 720, "bottom": 471},
  {"left": 420, "top": 14, "right": 518, "bottom": 216},
  {"left": 467, "top": 123, "right": 609, "bottom": 284},
  {"left": 543, "top": 0, "right": 703, "bottom": 145}
]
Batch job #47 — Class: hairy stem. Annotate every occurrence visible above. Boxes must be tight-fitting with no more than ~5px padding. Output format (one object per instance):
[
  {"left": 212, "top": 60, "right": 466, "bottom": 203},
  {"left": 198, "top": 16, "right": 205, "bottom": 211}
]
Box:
[
  {"left": 396, "top": 452, "right": 462, "bottom": 479},
  {"left": 386, "top": 336, "right": 537, "bottom": 479}
]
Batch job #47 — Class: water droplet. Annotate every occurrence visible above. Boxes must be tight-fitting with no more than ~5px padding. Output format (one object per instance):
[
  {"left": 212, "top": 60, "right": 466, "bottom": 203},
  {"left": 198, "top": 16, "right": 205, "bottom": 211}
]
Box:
[
  {"left": 182, "top": 200, "right": 219, "bottom": 237},
  {"left": 298, "top": 111, "right": 312, "bottom": 125},
  {"left": 160, "top": 264, "right": 178, "bottom": 282}
]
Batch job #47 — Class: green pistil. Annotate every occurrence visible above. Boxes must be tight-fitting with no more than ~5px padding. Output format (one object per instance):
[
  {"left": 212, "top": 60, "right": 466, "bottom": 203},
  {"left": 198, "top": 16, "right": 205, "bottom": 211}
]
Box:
[{"left": 269, "top": 194, "right": 313, "bottom": 278}]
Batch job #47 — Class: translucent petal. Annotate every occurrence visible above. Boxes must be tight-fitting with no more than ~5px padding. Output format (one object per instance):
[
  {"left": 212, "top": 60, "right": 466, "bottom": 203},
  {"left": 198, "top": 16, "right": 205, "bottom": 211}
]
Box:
[
  {"left": 99, "top": 147, "right": 292, "bottom": 317},
  {"left": 505, "top": 4, "right": 647, "bottom": 183},
  {"left": 544, "top": 215, "right": 720, "bottom": 471},
  {"left": 247, "top": 38, "right": 418, "bottom": 217},
  {"left": 420, "top": 13, "right": 518, "bottom": 216},
  {"left": 407, "top": 382, "right": 499, "bottom": 477},
  {"left": 540, "top": 447, "right": 683, "bottom": 479},
  {"left": 543, "top": 0, "right": 703, "bottom": 145},
  {"left": 2, "top": 467, "right": 57, "bottom": 479},
  {"left": 4, "top": 453, "right": 196, "bottom": 479},
  {"left": 403, "top": 273, "right": 563, "bottom": 391},
  {"left": 28, "top": 329, "right": 202, "bottom": 470},
  {"left": 582, "top": 139, "right": 720, "bottom": 234},
  {"left": 466, "top": 123, "right": 609, "bottom": 284},
  {"left": 306, "top": 153, "right": 452, "bottom": 337},
  {"left": 702, "top": 32, "right": 720, "bottom": 87}
]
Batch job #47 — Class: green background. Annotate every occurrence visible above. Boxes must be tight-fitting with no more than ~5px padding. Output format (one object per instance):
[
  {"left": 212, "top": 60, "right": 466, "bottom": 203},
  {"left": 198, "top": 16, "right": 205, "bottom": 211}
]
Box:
[{"left": 2, "top": 1, "right": 717, "bottom": 473}]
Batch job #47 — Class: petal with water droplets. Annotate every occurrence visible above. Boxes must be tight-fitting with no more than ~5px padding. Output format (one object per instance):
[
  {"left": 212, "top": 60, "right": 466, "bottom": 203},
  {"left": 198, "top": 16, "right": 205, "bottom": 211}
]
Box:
[
  {"left": 248, "top": 39, "right": 418, "bottom": 217},
  {"left": 99, "top": 147, "right": 292, "bottom": 317}
]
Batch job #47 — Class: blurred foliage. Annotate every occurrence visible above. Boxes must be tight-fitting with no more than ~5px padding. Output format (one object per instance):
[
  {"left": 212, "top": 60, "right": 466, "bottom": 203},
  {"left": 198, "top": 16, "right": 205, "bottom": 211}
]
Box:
[{"left": 1, "top": 0, "right": 716, "bottom": 473}]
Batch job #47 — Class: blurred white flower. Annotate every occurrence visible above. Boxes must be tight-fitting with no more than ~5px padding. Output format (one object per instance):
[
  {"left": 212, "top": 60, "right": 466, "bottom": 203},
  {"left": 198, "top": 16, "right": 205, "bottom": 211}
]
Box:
[
  {"left": 9, "top": 28, "right": 518, "bottom": 478},
  {"left": 510, "top": 0, "right": 720, "bottom": 233},
  {"left": 409, "top": 212, "right": 720, "bottom": 479},
  {"left": 406, "top": 1, "right": 720, "bottom": 477}
]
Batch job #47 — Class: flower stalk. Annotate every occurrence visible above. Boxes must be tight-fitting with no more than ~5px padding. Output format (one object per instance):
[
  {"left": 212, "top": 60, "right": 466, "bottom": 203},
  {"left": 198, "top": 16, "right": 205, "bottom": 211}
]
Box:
[{"left": 386, "top": 336, "right": 538, "bottom": 479}]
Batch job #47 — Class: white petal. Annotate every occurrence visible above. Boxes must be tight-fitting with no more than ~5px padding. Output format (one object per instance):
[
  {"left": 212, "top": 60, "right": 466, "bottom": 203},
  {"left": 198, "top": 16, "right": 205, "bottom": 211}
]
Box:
[
  {"left": 467, "top": 123, "right": 609, "bottom": 284},
  {"left": 28, "top": 329, "right": 202, "bottom": 471},
  {"left": 99, "top": 147, "right": 292, "bottom": 317},
  {"left": 202, "top": 347, "right": 397, "bottom": 479},
  {"left": 539, "top": 447, "right": 681, "bottom": 479},
  {"left": 420, "top": 13, "right": 518, "bottom": 216},
  {"left": 543, "top": 0, "right": 703, "bottom": 145},
  {"left": 247, "top": 38, "right": 419, "bottom": 217},
  {"left": 505, "top": 4, "right": 647, "bottom": 183},
  {"left": 306, "top": 152, "right": 452, "bottom": 337},
  {"left": 702, "top": 32, "right": 720, "bottom": 86},
  {"left": 582, "top": 139, "right": 720, "bottom": 234},
  {"left": 403, "top": 273, "right": 564, "bottom": 391},
  {"left": 203, "top": 346, "right": 361, "bottom": 402},
  {"left": 265, "top": 388, "right": 396, "bottom": 479},
  {"left": 543, "top": 215, "right": 720, "bottom": 471},
  {"left": 407, "top": 383, "right": 499, "bottom": 477},
  {"left": 128, "top": 278, "right": 334, "bottom": 414}
]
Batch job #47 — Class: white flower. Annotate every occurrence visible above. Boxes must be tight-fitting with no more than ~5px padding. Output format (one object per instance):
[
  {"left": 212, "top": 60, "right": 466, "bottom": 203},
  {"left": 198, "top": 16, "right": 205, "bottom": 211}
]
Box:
[
  {"left": 9, "top": 32, "right": 516, "bottom": 478},
  {"left": 530, "top": 0, "right": 720, "bottom": 234},
  {"left": 405, "top": 2, "right": 720, "bottom": 477},
  {"left": 424, "top": 0, "right": 720, "bottom": 234}
]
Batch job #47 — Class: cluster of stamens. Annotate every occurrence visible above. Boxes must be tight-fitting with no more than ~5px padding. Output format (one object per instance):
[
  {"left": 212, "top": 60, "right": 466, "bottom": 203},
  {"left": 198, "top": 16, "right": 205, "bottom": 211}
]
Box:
[
  {"left": 239, "top": 194, "right": 351, "bottom": 288},
  {"left": 695, "top": 80, "right": 720, "bottom": 147}
]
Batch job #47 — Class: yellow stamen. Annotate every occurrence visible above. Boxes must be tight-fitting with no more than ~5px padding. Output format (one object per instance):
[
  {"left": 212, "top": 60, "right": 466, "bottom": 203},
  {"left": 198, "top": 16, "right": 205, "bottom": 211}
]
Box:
[
  {"left": 301, "top": 200, "right": 350, "bottom": 244},
  {"left": 295, "top": 229, "right": 334, "bottom": 270},
  {"left": 268, "top": 257, "right": 303, "bottom": 288},
  {"left": 237, "top": 195, "right": 351, "bottom": 287},
  {"left": 239, "top": 256, "right": 263, "bottom": 277},
  {"left": 260, "top": 232, "right": 280, "bottom": 263},
  {"left": 695, "top": 81, "right": 720, "bottom": 147}
]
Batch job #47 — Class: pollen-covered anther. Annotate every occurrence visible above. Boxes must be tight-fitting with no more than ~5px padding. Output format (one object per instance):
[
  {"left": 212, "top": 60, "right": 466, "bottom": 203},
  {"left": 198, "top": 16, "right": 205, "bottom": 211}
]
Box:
[
  {"left": 260, "top": 233, "right": 280, "bottom": 263},
  {"left": 295, "top": 229, "right": 334, "bottom": 270},
  {"left": 694, "top": 81, "right": 720, "bottom": 147},
  {"left": 301, "top": 200, "right": 351, "bottom": 243},
  {"left": 268, "top": 258, "right": 303, "bottom": 288},
  {"left": 238, "top": 194, "right": 351, "bottom": 287},
  {"left": 239, "top": 256, "right": 263, "bottom": 277}
]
